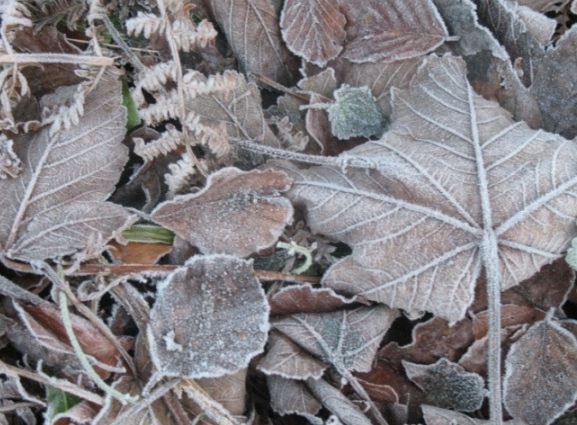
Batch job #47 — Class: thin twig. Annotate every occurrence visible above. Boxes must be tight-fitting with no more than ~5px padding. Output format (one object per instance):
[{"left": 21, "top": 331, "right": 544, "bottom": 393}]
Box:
[{"left": 0, "top": 53, "right": 114, "bottom": 66}]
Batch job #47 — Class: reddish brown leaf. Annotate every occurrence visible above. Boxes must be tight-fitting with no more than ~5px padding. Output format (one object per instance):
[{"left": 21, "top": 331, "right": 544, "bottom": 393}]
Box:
[
  {"left": 151, "top": 167, "right": 293, "bottom": 257},
  {"left": 472, "top": 304, "right": 546, "bottom": 340},
  {"left": 107, "top": 240, "right": 172, "bottom": 265},
  {"left": 504, "top": 317, "right": 577, "bottom": 425},
  {"left": 280, "top": 0, "right": 346, "bottom": 66},
  {"left": 340, "top": 0, "right": 449, "bottom": 63}
]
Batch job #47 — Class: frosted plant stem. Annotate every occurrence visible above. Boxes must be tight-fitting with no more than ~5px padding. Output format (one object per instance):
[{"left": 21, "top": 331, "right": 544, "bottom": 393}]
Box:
[
  {"left": 485, "top": 233, "right": 503, "bottom": 425},
  {"left": 341, "top": 370, "right": 389, "bottom": 425}
]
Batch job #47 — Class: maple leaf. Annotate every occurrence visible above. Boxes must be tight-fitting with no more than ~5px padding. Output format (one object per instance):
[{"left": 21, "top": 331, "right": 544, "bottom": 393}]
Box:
[
  {"left": 274, "top": 54, "right": 577, "bottom": 324},
  {"left": 0, "top": 73, "right": 134, "bottom": 262}
]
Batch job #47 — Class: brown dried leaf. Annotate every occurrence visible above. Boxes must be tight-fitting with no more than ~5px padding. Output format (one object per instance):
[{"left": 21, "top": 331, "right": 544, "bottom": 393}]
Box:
[
  {"left": 258, "top": 331, "right": 328, "bottom": 379},
  {"left": 194, "top": 369, "right": 248, "bottom": 417},
  {"left": 531, "top": 26, "right": 577, "bottom": 139},
  {"left": 340, "top": 0, "right": 449, "bottom": 63},
  {"left": 206, "top": 0, "right": 298, "bottom": 85},
  {"left": 403, "top": 358, "right": 485, "bottom": 412},
  {"left": 273, "top": 305, "right": 399, "bottom": 374},
  {"left": 267, "top": 375, "right": 322, "bottom": 420},
  {"left": 274, "top": 54, "right": 577, "bottom": 323},
  {"left": 269, "top": 283, "right": 355, "bottom": 315},
  {"left": 379, "top": 316, "right": 474, "bottom": 367},
  {"left": 280, "top": 0, "right": 346, "bottom": 66},
  {"left": 472, "top": 304, "right": 546, "bottom": 340},
  {"left": 0, "top": 73, "right": 134, "bottom": 262},
  {"left": 503, "top": 317, "right": 577, "bottom": 425},
  {"left": 148, "top": 255, "right": 269, "bottom": 379},
  {"left": 151, "top": 167, "right": 293, "bottom": 257}
]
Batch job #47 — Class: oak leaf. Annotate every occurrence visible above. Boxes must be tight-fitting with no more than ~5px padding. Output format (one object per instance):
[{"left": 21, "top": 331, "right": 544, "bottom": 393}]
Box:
[{"left": 274, "top": 54, "right": 577, "bottom": 323}]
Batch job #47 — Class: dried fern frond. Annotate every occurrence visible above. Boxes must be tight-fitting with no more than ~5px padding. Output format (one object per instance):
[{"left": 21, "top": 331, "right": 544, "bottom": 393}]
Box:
[
  {"left": 0, "top": 0, "right": 33, "bottom": 31},
  {"left": 269, "top": 115, "right": 309, "bottom": 152},
  {"left": 0, "top": 67, "right": 31, "bottom": 130},
  {"left": 138, "top": 89, "right": 181, "bottom": 125},
  {"left": 133, "top": 124, "right": 185, "bottom": 161},
  {"left": 182, "top": 70, "right": 239, "bottom": 100},
  {"left": 39, "top": 83, "right": 85, "bottom": 136},
  {"left": 131, "top": 61, "right": 179, "bottom": 105},
  {"left": 183, "top": 113, "right": 230, "bottom": 158},
  {"left": 26, "top": 0, "right": 87, "bottom": 30},
  {"left": 170, "top": 18, "right": 216, "bottom": 52},
  {"left": 125, "top": 11, "right": 165, "bottom": 39},
  {"left": 164, "top": 152, "right": 198, "bottom": 197}
]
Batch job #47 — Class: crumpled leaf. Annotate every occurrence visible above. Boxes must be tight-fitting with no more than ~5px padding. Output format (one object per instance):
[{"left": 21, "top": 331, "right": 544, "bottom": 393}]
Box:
[
  {"left": 206, "top": 0, "right": 298, "bottom": 85},
  {"left": 503, "top": 316, "right": 577, "bottom": 425},
  {"left": 151, "top": 167, "right": 293, "bottom": 257},
  {"left": 273, "top": 54, "right": 577, "bottom": 323},
  {"left": 280, "top": 0, "right": 346, "bottom": 66},
  {"left": 148, "top": 255, "right": 269, "bottom": 379},
  {"left": 340, "top": 0, "right": 449, "bottom": 63},
  {"left": 0, "top": 73, "right": 134, "bottom": 262},
  {"left": 273, "top": 305, "right": 398, "bottom": 374},
  {"left": 403, "top": 358, "right": 485, "bottom": 412}
]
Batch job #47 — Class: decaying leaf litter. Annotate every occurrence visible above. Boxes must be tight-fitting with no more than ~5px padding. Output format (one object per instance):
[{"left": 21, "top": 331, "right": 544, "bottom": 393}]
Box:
[{"left": 1, "top": 0, "right": 577, "bottom": 424}]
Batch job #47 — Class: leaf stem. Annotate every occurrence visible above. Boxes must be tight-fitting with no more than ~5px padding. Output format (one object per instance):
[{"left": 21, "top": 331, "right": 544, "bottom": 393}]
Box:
[
  {"left": 58, "top": 290, "right": 138, "bottom": 405},
  {"left": 341, "top": 370, "right": 389, "bottom": 425}
]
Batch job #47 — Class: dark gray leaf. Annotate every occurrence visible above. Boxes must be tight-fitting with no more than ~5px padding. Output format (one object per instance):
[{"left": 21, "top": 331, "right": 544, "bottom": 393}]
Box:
[{"left": 403, "top": 358, "right": 485, "bottom": 412}]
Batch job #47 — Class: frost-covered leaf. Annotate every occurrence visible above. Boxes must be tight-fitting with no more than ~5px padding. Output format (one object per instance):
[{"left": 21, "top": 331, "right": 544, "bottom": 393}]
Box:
[
  {"left": 531, "top": 26, "right": 577, "bottom": 139},
  {"left": 327, "top": 85, "right": 387, "bottom": 140},
  {"left": 280, "top": 0, "right": 346, "bottom": 66},
  {"left": 258, "top": 331, "right": 328, "bottom": 379},
  {"left": 403, "top": 358, "right": 485, "bottom": 412},
  {"left": 268, "top": 283, "right": 355, "bottom": 315},
  {"left": 45, "top": 386, "right": 81, "bottom": 424},
  {"left": 151, "top": 167, "right": 293, "bottom": 257},
  {"left": 207, "top": 0, "right": 298, "bottom": 85},
  {"left": 0, "top": 134, "right": 20, "bottom": 179},
  {"left": 273, "top": 305, "right": 398, "bottom": 373},
  {"left": 273, "top": 54, "right": 577, "bottom": 323},
  {"left": 340, "top": 0, "right": 449, "bottom": 63},
  {"left": 504, "top": 317, "right": 577, "bottom": 425},
  {"left": 305, "top": 377, "right": 372, "bottom": 425},
  {"left": 0, "top": 73, "right": 134, "bottom": 262},
  {"left": 148, "top": 255, "right": 269, "bottom": 379},
  {"left": 267, "top": 375, "right": 322, "bottom": 420}
]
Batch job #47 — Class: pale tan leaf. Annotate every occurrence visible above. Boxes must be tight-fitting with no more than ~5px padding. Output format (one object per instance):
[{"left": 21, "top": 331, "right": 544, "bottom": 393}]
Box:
[
  {"left": 504, "top": 317, "right": 577, "bottom": 425},
  {"left": 273, "top": 54, "right": 577, "bottom": 323},
  {"left": 340, "top": 0, "right": 449, "bottom": 63},
  {"left": 273, "top": 305, "right": 399, "bottom": 374},
  {"left": 422, "top": 405, "right": 525, "bottom": 425},
  {"left": 0, "top": 73, "right": 134, "bottom": 262},
  {"left": 280, "top": 0, "right": 346, "bottom": 66},
  {"left": 151, "top": 167, "right": 293, "bottom": 257},
  {"left": 207, "top": 0, "right": 298, "bottom": 85},
  {"left": 258, "top": 331, "right": 328, "bottom": 379},
  {"left": 148, "top": 255, "right": 269, "bottom": 379}
]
